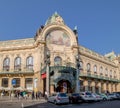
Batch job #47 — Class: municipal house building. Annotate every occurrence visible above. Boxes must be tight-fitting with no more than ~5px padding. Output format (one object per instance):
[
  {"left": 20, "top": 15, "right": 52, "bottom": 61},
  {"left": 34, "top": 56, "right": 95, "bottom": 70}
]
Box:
[{"left": 0, "top": 12, "right": 120, "bottom": 95}]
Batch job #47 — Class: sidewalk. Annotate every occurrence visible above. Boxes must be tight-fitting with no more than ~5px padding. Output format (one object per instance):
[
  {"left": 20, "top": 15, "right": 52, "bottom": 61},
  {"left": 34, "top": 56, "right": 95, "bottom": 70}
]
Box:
[{"left": 0, "top": 96, "right": 47, "bottom": 108}]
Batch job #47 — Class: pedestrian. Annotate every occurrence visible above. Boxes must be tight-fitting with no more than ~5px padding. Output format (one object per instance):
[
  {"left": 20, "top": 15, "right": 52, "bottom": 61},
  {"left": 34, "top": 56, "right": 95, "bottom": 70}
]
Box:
[
  {"left": 32, "top": 91, "right": 35, "bottom": 100},
  {"left": 45, "top": 91, "right": 48, "bottom": 100},
  {"left": 38, "top": 91, "right": 41, "bottom": 99},
  {"left": 36, "top": 92, "right": 38, "bottom": 100}
]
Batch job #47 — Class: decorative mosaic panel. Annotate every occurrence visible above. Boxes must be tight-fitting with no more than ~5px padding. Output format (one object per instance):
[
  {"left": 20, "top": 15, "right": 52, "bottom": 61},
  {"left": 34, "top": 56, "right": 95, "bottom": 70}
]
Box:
[{"left": 46, "top": 30, "right": 71, "bottom": 47}]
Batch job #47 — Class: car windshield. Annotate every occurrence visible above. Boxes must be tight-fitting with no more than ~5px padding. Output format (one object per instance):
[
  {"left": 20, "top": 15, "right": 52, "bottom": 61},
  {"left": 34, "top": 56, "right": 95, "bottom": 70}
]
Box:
[
  {"left": 72, "top": 93, "right": 79, "bottom": 96},
  {"left": 59, "top": 93, "right": 67, "bottom": 97},
  {"left": 86, "top": 92, "right": 92, "bottom": 95}
]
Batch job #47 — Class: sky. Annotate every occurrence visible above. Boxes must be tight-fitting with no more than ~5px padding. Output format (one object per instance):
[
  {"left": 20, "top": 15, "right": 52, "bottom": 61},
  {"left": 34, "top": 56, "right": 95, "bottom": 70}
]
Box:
[{"left": 0, "top": 0, "right": 120, "bottom": 55}]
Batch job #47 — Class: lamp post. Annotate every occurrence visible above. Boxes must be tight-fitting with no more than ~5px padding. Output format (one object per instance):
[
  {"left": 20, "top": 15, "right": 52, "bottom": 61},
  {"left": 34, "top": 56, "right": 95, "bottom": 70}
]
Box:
[
  {"left": 45, "top": 50, "right": 50, "bottom": 97},
  {"left": 75, "top": 55, "right": 80, "bottom": 93},
  {"left": 73, "top": 26, "right": 81, "bottom": 93}
]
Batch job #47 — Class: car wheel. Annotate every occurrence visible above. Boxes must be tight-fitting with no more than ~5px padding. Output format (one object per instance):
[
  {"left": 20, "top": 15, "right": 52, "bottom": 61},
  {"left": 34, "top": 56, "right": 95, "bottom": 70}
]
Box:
[
  {"left": 103, "top": 98, "right": 106, "bottom": 101},
  {"left": 54, "top": 100, "right": 57, "bottom": 105}
]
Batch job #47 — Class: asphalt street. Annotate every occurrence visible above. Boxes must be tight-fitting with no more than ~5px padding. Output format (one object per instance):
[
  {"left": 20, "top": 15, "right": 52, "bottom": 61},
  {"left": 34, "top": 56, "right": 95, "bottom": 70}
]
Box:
[
  {"left": 25, "top": 100, "right": 120, "bottom": 108},
  {"left": 0, "top": 96, "right": 120, "bottom": 108}
]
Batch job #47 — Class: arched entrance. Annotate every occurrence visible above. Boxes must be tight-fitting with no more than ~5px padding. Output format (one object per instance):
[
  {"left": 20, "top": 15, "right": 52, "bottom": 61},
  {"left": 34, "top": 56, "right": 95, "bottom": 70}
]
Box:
[{"left": 55, "top": 80, "right": 72, "bottom": 93}]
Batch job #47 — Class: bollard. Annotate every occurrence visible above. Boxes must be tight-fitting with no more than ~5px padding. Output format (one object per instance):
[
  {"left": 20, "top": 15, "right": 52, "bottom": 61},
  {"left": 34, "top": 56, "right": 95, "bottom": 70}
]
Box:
[{"left": 21, "top": 103, "right": 24, "bottom": 108}]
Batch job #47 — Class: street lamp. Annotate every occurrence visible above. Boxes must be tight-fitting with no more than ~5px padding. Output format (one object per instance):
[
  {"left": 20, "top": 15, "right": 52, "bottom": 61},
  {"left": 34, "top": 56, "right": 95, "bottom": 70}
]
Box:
[
  {"left": 45, "top": 50, "right": 50, "bottom": 97},
  {"left": 73, "top": 26, "right": 81, "bottom": 93},
  {"left": 75, "top": 55, "right": 80, "bottom": 93}
]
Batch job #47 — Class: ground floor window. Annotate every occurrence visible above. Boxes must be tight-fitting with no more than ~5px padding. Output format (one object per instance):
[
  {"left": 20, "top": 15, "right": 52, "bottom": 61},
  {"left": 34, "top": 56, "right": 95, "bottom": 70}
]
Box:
[
  {"left": 13, "top": 78, "right": 20, "bottom": 88},
  {"left": 2, "top": 78, "right": 8, "bottom": 87},
  {"left": 25, "top": 78, "right": 33, "bottom": 90}
]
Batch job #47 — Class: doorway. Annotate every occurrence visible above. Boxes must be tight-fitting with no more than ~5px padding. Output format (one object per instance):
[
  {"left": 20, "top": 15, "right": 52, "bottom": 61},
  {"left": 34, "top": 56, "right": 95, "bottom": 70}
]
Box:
[{"left": 56, "top": 80, "right": 72, "bottom": 93}]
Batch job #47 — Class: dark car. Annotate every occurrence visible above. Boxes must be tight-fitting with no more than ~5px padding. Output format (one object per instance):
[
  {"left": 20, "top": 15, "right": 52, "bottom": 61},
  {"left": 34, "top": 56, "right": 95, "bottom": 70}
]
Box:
[
  {"left": 69, "top": 93, "right": 83, "bottom": 103},
  {"left": 112, "top": 92, "right": 120, "bottom": 100}
]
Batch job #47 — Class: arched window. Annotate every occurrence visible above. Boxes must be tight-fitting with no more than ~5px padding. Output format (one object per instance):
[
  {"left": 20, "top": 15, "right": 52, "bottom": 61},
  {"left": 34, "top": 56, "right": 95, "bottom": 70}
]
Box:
[
  {"left": 114, "top": 71, "right": 116, "bottom": 78},
  {"left": 14, "top": 57, "right": 21, "bottom": 71},
  {"left": 100, "top": 67, "right": 103, "bottom": 75},
  {"left": 94, "top": 65, "right": 97, "bottom": 73},
  {"left": 3, "top": 57, "right": 10, "bottom": 71},
  {"left": 54, "top": 56, "right": 62, "bottom": 66},
  {"left": 80, "top": 61, "right": 83, "bottom": 70},
  {"left": 105, "top": 68, "right": 108, "bottom": 76},
  {"left": 110, "top": 70, "right": 112, "bottom": 78},
  {"left": 26, "top": 56, "right": 33, "bottom": 70},
  {"left": 87, "top": 63, "right": 91, "bottom": 72}
]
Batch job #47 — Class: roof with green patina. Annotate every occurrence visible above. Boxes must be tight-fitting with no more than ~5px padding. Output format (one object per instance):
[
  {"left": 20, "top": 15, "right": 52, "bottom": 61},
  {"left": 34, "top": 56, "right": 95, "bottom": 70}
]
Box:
[{"left": 45, "top": 12, "right": 64, "bottom": 25}]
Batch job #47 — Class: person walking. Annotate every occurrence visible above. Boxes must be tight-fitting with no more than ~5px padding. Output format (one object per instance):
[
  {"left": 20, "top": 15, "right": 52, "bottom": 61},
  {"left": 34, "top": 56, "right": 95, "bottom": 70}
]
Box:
[{"left": 32, "top": 91, "right": 35, "bottom": 100}]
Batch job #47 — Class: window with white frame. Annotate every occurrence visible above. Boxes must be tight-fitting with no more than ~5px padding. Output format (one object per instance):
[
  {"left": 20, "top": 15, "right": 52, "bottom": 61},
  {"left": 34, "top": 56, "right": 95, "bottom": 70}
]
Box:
[
  {"left": 80, "top": 61, "right": 83, "bottom": 70},
  {"left": 110, "top": 70, "right": 112, "bottom": 78},
  {"left": 87, "top": 63, "right": 91, "bottom": 72},
  {"left": 14, "top": 57, "right": 21, "bottom": 71},
  {"left": 26, "top": 56, "right": 33, "bottom": 70},
  {"left": 105, "top": 68, "right": 108, "bottom": 76},
  {"left": 94, "top": 65, "right": 97, "bottom": 73},
  {"left": 54, "top": 56, "right": 62, "bottom": 66},
  {"left": 100, "top": 67, "right": 103, "bottom": 75},
  {"left": 3, "top": 57, "right": 10, "bottom": 71}
]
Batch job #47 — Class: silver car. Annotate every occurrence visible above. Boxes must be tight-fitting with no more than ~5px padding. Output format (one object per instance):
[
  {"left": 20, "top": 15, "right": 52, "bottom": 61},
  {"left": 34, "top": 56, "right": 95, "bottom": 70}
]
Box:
[
  {"left": 80, "top": 92, "right": 95, "bottom": 102},
  {"left": 47, "top": 92, "right": 69, "bottom": 104}
]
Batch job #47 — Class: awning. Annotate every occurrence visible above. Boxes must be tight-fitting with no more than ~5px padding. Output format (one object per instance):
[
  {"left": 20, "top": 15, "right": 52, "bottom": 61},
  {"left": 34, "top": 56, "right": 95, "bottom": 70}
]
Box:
[{"left": 41, "top": 73, "right": 46, "bottom": 79}]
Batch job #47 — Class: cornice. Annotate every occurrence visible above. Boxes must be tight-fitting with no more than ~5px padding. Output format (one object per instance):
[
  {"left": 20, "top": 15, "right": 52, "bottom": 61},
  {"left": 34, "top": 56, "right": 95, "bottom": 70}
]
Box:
[{"left": 80, "top": 51, "right": 117, "bottom": 68}]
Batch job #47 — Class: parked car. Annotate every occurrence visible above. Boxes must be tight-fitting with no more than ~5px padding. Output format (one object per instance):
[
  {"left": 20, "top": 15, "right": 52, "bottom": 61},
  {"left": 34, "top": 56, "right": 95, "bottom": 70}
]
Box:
[
  {"left": 107, "top": 93, "right": 117, "bottom": 100},
  {"left": 47, "top": 92, "right": 69, "bottom": 105},
  {"left": 80, "top": 92, "right": 95, "bottom": 102},
  {"left": 100, "top": 93, "right": 110, "bottom": 101},
  {"left": 69, "top": 93, "right": 83, "bottom": 103},
  {"left": 112, "top": 92, "right": 120, "bottom": 100},
  {"left": 91, "top": 93, "right": 102, "bottom": 101}
]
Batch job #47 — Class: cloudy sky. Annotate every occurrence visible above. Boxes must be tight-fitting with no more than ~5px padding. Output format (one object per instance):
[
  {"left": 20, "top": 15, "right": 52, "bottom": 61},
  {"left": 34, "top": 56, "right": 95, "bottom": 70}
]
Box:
[{"left": 0, "top": 0, "right": 120, "bottom": 55}]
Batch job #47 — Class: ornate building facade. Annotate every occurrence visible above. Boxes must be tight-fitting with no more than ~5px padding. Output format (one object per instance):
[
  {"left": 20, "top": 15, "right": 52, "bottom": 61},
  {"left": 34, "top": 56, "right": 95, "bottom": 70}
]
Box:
[{"left": 0, "top": 12, "right": 120, "bottom": 95}]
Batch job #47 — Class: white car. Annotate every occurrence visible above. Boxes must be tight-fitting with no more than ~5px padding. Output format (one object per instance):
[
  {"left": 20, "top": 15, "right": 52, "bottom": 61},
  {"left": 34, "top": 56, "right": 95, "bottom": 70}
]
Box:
[
  {"left": 107, "top": 93, "right": 117, "bottom": 100},
  {"left": 47, "top": 92, "right": 69, "bottom": 104},
  {"left": 80, "top": 92, "right": 95, "bottom": 102},
  {"left": 92, "top": 93, "right": 102, "bottom": 101}
]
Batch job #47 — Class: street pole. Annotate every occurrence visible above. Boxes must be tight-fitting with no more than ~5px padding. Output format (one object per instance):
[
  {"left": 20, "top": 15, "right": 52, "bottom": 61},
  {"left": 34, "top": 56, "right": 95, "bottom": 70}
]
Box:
[
  {"left": 73, "top": 26, "right": 81, "bottom": 93},
  {"left": 46, "top": 50, "right": 50, "bottom": 97},
  {"left": 75, "top": 55, "right": 80, "bottom": 93}
]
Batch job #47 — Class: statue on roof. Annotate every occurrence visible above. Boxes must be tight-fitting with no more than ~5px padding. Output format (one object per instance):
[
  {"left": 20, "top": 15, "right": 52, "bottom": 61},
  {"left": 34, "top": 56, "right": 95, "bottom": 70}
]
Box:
[{"left": 45, "top": 12, "right": 64, "bottom": 25}]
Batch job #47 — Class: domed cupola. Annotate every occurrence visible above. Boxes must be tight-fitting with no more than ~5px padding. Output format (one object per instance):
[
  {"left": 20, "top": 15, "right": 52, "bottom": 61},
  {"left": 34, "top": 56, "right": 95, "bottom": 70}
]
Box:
[{"left": 45, "top": 12, "right": 65, "bottom": 25}]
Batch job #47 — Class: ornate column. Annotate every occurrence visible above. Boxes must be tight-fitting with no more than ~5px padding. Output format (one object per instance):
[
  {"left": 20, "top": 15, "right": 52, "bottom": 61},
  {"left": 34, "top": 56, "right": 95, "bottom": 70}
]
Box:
[
  {"left": 10, "top": 55, "right": 14, "bottom": 72},
  {"left": 108, "top": 83, "right": 112, "bottom": 93},
  {"left": 9, "top": 77, "right": 12, "bottom": 89},
  {"left": 45, "top": 50, "right": 50, "bottom": 97},
  {"left": 103, "top": 83, "right": 107, "bottom": 93},
  {"left": 75, "top": 55, "right": 80, "bottom": 93},
  {"left": 91, "top": 81, "right": 95, "bottom": 93},
  {"left": 84, "top": 80, "right": 88, "bottom": 91},
  {"left": 21, "top": 76, "right": 25, "bottom": 89},
  {"left": 98, "top": 82, "right": 101, "bottom": 93},
  {"left": 112, "top": 83, "right": 115, "bottom": 92}
]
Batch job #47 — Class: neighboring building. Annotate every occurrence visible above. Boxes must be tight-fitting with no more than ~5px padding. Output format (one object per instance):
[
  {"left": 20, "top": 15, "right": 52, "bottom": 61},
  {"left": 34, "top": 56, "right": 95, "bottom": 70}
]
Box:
[{"left": 0, "top": 12, "right": 120, "bottom": 95}]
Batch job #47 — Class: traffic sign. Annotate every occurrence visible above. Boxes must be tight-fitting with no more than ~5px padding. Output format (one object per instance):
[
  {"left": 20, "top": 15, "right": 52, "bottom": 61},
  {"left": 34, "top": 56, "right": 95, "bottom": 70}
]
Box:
[
  {"left": 63, "top": 82, "right": 67, "bottom": 88},
  {"left": 12, "top": 79, "right": 16, "bottom": 85}
]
